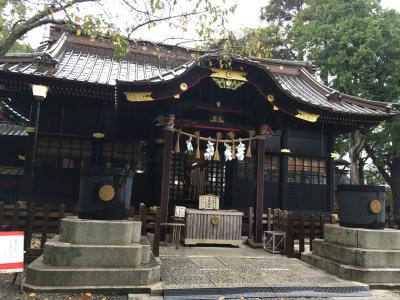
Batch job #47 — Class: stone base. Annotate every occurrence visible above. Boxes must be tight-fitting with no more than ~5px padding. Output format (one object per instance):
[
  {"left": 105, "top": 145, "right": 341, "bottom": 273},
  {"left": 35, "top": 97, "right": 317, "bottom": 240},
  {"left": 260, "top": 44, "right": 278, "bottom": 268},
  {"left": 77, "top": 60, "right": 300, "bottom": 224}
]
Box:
[
  {"left": 301, "top": 224, "right": 400, "bottom": 285},
  {"left": 24, "top": 217, "right": 160, "bottom": 292}
]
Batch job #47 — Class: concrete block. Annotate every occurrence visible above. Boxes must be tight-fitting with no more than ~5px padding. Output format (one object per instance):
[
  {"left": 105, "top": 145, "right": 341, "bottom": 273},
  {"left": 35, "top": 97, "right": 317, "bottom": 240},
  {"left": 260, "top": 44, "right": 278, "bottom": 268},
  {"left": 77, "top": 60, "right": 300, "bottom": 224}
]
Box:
[
  {"left": 324, "top": 225, "right": 358, "bottom": 247},
  {"left": 60, "top": 217, "right": 134, "bottom": 245},
  {"left": 312, "top": 239, "right": 400, "bottom": 268},
  {"left": 357, "top": 228, "right": 400, "bottom": 250},
  {"left": 26, "top": 255, "right": 161, "bottom": 287},
  {"left": 132, "top": 221, "right": 142, "bottom": 243},
  {"left": 301, "top": 252, "right": 400, "bottom": 284},
  {"left": 312, "top": 239, "right": 357, "bottom": 266},
  {"left": 140, "top": 237, "right": 151, "bottom": 265},
  {"left": 43, "top": 236, "right": 143, "bottom": 267}
]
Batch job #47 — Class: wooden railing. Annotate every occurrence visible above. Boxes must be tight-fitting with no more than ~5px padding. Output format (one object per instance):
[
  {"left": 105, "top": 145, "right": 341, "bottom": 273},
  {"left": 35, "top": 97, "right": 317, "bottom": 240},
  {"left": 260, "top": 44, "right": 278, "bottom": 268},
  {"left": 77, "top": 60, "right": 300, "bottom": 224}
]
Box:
[
  {"left": 248, "top": 207, "right": 331, "bottom": 258},
  {"left": 0, "top": 202, "right": 162, "bottom": 258}
]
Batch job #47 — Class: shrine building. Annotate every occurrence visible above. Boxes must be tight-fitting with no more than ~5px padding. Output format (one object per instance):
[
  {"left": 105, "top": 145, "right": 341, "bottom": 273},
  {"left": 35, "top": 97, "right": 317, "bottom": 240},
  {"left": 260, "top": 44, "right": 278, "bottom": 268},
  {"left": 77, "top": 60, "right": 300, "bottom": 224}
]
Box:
[{"left": 0, "top": 27, "right": 396, "bottom": 242}]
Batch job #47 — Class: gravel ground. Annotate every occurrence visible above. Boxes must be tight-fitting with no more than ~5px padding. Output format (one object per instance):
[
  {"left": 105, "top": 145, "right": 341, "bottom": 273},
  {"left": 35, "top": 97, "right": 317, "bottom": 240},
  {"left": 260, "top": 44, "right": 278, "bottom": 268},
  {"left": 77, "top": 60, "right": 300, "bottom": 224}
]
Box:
[{"left": 0, "top": 273, "right": 128, "bottom": 300}]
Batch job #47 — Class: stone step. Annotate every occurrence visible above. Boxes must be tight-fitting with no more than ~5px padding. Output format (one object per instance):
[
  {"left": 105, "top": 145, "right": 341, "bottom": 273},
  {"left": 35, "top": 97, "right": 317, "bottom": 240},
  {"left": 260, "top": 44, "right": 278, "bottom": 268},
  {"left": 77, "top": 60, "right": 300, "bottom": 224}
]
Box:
[
  {"left": 25, "top": 255, "right": 161, "bottom": 288},
  {"left": 324, "top": 224, "right": 400, "bottom": 250},
  {"left": 60, "top": 217, "right": 142, "bottom": 245},
  {"left": 43, "top": 236, "right": 151, "bottom": 267},
  {"left": 301, "top": 251, "right": 400, "bottom": 284},
  {"left": 312, "top": 239, "right": 400, "bottom": 268}
]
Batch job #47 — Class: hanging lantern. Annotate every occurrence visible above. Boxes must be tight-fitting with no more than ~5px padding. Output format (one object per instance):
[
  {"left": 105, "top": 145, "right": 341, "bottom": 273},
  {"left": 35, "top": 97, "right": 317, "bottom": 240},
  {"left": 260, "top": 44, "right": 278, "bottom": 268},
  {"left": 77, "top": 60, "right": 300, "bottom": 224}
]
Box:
[
  {"left": 227, "top": 132, "right": 236, "bottom": 159},
  {"left": 195, "top": 131, "right": 200, "bottom": 159},
  {"left": 224, "top": 143, "right": 233, "bottom": 161},
  {"left": 236, "top": 140, "right": 246, "bottom": 161},
  {"left": 246, "top": 130, "right": 256, "bottom": 158},
  {"left": 186, "top": 136, "right": 194, "bottom": 154},
  {"left": 174, "top": 129, "right": 181, "bottom": 153},
  {"left": 213, "top": 132, "right": 222, "bottom": 161},
  {"left": 204, "top": 139, "right": 214, "bottom": 161}
]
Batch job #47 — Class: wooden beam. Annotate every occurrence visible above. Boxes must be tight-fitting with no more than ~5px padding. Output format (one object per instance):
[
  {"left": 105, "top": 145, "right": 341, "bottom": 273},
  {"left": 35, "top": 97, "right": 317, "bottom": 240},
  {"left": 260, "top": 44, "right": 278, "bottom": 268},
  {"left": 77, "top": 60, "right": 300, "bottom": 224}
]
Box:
[
  {"left": 279, "top": 128, "right": 288, "bottom": 209},
  {"left": 255, "top": 138, "right": 265, "bottom": 243}
]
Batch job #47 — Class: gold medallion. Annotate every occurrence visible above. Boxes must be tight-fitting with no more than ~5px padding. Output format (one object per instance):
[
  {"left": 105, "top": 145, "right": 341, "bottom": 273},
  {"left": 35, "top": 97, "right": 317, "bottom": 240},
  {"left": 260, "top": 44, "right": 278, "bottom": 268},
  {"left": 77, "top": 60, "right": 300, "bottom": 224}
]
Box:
[
  {"left": 99, "top": 185, "right": 115, "bottom": 202},
  {"left": 369, "top": 200, "right": 382, "bottom": 214}
]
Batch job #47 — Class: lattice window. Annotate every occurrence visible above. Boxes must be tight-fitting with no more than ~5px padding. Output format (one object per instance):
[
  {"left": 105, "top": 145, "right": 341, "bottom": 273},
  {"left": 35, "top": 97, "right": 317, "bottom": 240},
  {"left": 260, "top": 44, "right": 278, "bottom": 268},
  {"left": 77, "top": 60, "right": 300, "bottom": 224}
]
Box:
[
  {"left": 169, "top": 153, "right": 187, "bottom": 204},
  {"left": 37, "top": 135, "right": 92, "bottom": 168},
  {"left": 288, "top": 156, "right": 327, "bottom": 185},
  {"left": 264, "top": 154, "right": 280, "bottom": 182},
  {"left": 205, "top": 160, "right": 226, "bottom": 199}
]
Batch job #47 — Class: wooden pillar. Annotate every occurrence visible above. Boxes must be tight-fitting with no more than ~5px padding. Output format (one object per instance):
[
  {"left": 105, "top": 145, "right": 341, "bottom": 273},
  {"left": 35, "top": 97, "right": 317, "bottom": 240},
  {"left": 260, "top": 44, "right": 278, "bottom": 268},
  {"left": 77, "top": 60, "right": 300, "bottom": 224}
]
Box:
[
  {"left": 160, "top": 115, "right": 174, "bottom": 223},
  {"left": 327, "top": 133, "right": 335, "bottom": 212},
  {"left": 24, "top": 98, "right": 42, "bottom": 204},
  {"left": 255, "top": 137, "right": 266, "bottom": 244},
  {"left": 279, "top": 128, "right": 288, "bottom": 209}
]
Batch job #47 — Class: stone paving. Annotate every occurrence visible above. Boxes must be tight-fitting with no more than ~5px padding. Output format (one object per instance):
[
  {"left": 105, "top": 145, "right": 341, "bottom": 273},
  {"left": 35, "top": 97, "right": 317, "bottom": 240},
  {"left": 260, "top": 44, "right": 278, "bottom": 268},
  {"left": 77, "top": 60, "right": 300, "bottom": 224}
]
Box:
[{"left": 159, "top": 244, "right": 370, "bottom": 299}]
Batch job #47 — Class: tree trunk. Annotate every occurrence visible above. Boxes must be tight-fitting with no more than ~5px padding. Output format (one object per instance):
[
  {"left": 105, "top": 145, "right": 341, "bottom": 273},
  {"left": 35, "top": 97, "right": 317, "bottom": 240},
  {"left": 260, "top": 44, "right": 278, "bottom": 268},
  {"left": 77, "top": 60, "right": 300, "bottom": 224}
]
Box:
[
  {"left": 358, "top": 158, "right": 365, "bottom": 185},
  {"left": 349, "top": 130, "right": 365, "bottom": 185},
  {"left": 390, "top": 157, "right": 400, "bottom": 223}
]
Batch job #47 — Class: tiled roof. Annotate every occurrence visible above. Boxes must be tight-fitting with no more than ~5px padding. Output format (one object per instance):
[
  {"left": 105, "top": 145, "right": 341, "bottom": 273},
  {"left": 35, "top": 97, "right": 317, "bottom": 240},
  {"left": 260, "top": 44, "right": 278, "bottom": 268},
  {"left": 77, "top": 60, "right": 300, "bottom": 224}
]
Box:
[
  {"left": 0, "top": 122, "right": 27, "bottom": 136},
  {"left": 0, "top": 30, "right": 395, "bottom": 118},
  {"left": 0, "top": 33, "right": 191, "bottom": 85}
]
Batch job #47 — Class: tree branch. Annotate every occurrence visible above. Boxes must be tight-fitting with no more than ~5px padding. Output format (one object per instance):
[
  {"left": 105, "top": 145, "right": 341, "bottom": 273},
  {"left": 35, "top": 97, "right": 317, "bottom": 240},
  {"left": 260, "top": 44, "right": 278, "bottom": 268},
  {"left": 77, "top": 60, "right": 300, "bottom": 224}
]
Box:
[
  {"left": 0, "top": 0, "right": 95, "bottom": 56},
  {"left": 128, "top": 10, "right": 206, "bottom": 36},
  {"left": 365, "top": 143, "right": 392, "bottom": 184}
]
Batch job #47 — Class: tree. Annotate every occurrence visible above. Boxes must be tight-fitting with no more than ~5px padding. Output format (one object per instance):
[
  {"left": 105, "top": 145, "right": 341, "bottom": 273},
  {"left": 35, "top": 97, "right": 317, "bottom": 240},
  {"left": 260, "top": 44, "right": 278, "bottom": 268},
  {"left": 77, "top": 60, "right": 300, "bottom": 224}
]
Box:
[
  {"left": 0, "top": 0, "right": 235, "bottom": 56},
  {"left": 292, "top": 0, "right": 400, "bottom": 218}
]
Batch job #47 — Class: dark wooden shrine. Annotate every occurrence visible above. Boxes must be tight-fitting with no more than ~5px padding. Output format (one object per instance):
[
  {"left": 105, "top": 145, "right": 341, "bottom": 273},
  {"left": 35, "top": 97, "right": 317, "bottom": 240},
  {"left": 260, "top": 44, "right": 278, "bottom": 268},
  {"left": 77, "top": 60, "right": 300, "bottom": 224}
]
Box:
[{"left": 0, "top": 27, "right": 396, "bottom": 242}]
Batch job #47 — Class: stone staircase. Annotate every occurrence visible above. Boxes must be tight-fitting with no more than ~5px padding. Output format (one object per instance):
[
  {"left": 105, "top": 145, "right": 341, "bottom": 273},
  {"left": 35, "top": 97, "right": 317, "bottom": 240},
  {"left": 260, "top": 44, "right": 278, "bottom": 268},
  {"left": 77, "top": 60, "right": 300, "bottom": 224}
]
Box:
[
  {"left": 302, "top": 224, "right": 400, "bottom": 287},
  {"left": 24, "top": 216, "right": 161, "bottom": 292}
]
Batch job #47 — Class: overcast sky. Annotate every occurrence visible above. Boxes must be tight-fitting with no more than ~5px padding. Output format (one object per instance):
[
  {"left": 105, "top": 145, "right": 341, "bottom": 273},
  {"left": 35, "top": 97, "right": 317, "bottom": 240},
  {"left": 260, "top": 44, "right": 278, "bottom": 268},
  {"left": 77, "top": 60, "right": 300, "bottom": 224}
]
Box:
[{"left": 26, "top": 0, "right": 400, "bottom": 49}]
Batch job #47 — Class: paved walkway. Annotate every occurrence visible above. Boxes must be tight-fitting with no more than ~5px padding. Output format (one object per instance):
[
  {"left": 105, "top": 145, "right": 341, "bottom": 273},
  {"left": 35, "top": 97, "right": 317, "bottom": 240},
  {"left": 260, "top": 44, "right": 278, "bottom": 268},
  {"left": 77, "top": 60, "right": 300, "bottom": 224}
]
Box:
[{"left": 159, "top": 244, "right": 371, "bottom": 299}]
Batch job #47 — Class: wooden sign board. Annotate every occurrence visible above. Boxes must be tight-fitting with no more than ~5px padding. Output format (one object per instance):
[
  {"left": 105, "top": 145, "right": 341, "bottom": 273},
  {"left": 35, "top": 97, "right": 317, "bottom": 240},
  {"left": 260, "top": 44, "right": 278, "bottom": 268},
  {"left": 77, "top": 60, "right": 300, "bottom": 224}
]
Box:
[
  {"left": 199, "top": 194, "right": 220, "bottom": 210},
  {"left": 0, "top": 231, "right": 24, "bottom": 273}
]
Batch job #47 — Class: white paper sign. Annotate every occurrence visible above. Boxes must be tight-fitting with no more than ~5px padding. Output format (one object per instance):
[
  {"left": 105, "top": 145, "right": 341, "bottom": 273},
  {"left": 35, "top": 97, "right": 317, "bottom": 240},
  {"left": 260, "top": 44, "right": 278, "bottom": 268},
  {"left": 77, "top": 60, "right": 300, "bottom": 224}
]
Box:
[{"left": 0, "top": 231, "right": 24, "bottom": 273}]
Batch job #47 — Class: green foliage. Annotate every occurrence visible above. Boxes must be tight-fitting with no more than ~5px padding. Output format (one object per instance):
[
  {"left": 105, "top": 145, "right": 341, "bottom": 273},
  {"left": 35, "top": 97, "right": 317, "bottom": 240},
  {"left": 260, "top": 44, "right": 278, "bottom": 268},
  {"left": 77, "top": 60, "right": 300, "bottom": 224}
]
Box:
[{"left": 0, "top": 0, "right": 236, "bottom": 56}]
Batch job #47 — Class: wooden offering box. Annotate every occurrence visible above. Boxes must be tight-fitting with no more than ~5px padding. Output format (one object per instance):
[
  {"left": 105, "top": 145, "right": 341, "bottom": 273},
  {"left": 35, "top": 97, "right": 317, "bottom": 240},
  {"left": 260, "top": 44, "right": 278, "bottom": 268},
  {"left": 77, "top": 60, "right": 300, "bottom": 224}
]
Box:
[{"left": 184, "top": 209, "right": 243, "bottom": 247}]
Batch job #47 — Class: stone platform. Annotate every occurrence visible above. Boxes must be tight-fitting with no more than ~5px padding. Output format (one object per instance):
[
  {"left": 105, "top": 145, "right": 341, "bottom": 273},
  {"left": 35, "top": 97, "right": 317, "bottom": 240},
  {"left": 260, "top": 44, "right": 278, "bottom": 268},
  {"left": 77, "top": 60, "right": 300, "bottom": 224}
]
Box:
[
  {"left": 302, "top": 224, "right": 400, "bottom": 288},
  {"left": 24, "top": 217, "right": 161, "bottom": 292},
  {"left": 159, "top": 244, "right": 370, "bottom": 299}
]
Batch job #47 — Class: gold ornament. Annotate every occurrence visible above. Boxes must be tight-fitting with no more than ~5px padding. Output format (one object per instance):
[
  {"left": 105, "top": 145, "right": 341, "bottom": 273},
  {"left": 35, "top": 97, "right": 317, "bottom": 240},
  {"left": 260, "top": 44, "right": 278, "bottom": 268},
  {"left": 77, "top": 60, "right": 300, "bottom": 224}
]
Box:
[
  {"left": 370, "top": 200, "right": 382, "bottom": 214},
  {"left": 99, "top": 185, "right": 115, "bottom": 202}
]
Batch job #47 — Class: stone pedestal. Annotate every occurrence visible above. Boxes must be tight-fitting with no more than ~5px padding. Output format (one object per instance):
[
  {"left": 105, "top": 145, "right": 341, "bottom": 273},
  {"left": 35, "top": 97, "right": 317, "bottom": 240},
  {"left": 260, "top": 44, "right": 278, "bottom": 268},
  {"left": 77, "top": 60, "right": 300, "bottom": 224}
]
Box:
[
  {"left": 24, "top": 217, "right": 161, "bottom": 292},
  {"left": 302, "top": 224, "right": 400, "bottom": 287}
]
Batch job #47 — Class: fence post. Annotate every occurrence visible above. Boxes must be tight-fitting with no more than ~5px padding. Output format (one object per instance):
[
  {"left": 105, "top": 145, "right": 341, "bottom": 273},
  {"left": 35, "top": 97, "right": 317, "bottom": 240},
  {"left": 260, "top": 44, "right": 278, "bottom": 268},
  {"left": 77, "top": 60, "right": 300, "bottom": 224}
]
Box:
[
  {"left": 248, "top": 207, "right": 254, "bottom": 241},
  {"left": 25, "top": 202, "right": 35, "bottom": 250},
  {"left": 299, "top": 214, "right": 305, "bottom": 253},
  {"left": 128, "top": 206, "right": 135, "bottom": 218},
  {"left": 40, "top": 203, "right": 50, "bottom": 248},
  {"left": 319, "top": 215, "right": 325, "bottom": 239},
  {"left": 58, "top": 204, "right": 66, "bottom": 232},
  {"left": 309, "top": 214, "right": 315, "bottom": 251},
  {"left": 140, "top": 204, "right": 148, "bottom": 236},
  {"left": 11, "top": 202, "right": 20, "bottom": 230},
  {"left": 286, "top": 212, "right": 294, "bottom": 258},
  {"left": 267, "top": 208, "right": 272, "bottom": 231},
  {"left": 0, "top": 202, "right": 4, "bottom": 229},
  {"left": 73, "top": 204, "right": 79, "bottom": 216},
  {"left": 153, "top": 207, "right": 161, "bottom": 257}
]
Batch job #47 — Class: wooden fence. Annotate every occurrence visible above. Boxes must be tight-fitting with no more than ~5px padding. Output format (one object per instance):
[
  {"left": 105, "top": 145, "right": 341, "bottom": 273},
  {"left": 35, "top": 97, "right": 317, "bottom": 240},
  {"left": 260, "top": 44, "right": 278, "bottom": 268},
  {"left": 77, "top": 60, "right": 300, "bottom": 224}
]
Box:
[
  {"left": 248, "top": 207, "right": 331, "bottom": 258},
  {"left": 0, "top": 202, "right": 162, "bottom": 258}
]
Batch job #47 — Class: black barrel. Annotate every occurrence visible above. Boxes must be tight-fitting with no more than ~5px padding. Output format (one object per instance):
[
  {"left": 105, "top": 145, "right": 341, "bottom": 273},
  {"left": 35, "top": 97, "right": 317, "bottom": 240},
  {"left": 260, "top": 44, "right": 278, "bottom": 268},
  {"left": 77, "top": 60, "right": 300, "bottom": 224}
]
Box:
[
  {"left": 337, "top": 184, "right": 385, "bottom": 229},
  {"left": 78, "top": 167, "right": 133, "bottom": 220}
]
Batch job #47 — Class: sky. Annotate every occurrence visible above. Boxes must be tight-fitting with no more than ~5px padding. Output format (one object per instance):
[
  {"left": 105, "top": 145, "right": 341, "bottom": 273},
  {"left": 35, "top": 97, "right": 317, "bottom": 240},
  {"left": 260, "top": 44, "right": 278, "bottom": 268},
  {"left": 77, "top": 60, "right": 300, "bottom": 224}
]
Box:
[{"left": 26, "top": 0, "right": 400, "bottom": 49}]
